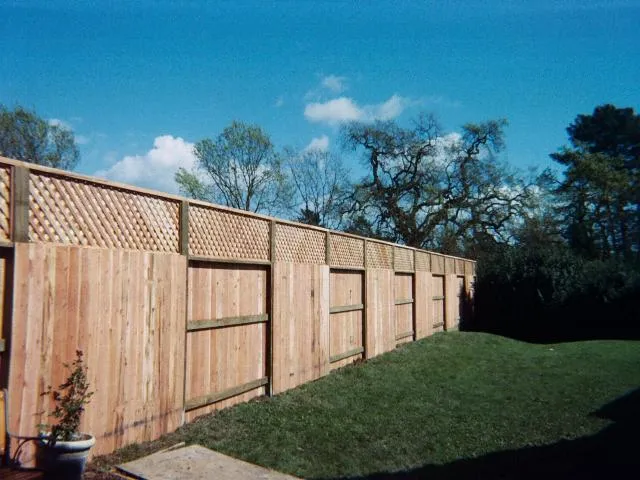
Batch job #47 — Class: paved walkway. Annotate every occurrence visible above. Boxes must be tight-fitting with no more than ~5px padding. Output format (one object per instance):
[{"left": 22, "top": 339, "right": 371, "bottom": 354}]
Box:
[{"left": 117, "top": 444, "right": 300, "bottom": 480}]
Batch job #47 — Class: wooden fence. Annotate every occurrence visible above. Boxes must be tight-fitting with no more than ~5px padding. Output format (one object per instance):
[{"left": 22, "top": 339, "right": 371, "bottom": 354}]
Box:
[{"left": 0, "top": 156, "right": 475, "bottom": 463}]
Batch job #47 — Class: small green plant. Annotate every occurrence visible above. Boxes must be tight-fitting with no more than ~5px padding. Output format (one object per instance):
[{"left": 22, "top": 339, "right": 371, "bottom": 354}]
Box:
[{"left": 40, "top": 350, "right": 94, "bottom": 445}]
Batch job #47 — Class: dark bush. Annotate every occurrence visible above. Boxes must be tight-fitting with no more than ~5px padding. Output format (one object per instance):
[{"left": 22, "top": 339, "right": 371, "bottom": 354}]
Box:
[{"left": 472, "top": 245, "right": 640, "bottom": 342}]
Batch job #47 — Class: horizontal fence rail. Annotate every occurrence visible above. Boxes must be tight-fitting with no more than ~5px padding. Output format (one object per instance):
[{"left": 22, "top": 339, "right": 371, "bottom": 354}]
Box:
[{"left": 0, "top": 156, "right": 476, "bottom": 465}]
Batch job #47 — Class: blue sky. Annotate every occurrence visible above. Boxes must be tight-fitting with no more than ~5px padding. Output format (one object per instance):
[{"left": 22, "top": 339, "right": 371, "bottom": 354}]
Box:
[{"left": 2, "top": 0, "right": 639, "bottom": 194}]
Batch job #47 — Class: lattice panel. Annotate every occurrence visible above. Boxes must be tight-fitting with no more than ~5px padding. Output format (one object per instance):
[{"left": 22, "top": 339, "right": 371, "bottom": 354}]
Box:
[
  {"left": 0, "top": 167, "right": 10, "bottom": 241},
  {"left": 29, "top": 173, "right": 180, "bottom": 251},
  {"left": 329, "top": 234, "right": 364, "bottom": 268},
  {"left": 189, "top": 206, "right": 270, "bottom": 260},
  {"left": 445, "top": 257, "right": 456, "bottom": 274},
  {"left": 415, "top": 251, "right": 430, "bottom": 271},
  {"left": 467, "top": 261, "right": 477, "bottom": 275},
  {"left": 455, "top": 258, "right": 465, "bottom": 275},
  {"left": 366, "top": 242, "right": 393, "bottom": 269},
  {"left": 431, "top": 254, "right": 445, "bottom": 274},
  {"left": 275, "top": 223, "right": 325, "bottom": 264},
  {"left": 394, "top": 247, "right": 414, "bottom": 271}
]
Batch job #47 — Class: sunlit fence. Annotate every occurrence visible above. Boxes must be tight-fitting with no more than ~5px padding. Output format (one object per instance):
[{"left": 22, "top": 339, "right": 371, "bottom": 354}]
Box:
[{"left": 0, "top": 156, "right": 475, "bottom": 462}]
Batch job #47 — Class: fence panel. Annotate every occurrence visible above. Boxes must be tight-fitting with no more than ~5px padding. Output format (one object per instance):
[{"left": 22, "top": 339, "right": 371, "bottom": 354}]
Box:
[
  {"left": 185, "top": 261, "right": 268, "bottom": 421},
  {"left": 329, "top": 270, "right": 364, "bottom": 370},
  {"left": 365, "top": 268, "right": 395, "bottom": 356},
  {"left": 394, "top": 273, "right": 414, "bottom": 346},
  {"left": 8, "top": 244, "right": 185, "bottom": 460},
  {"left": 272, "top": 262, "right": 330, "bottom": 393},
  {"left": 431, "top": 275, "right": 446, "bottom": 332}
]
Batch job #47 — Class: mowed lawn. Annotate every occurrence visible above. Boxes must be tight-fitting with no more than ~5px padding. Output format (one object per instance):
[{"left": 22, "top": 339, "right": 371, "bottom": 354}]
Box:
[{"left": 94, "top": 332, "right": 640, "bottom": 479}]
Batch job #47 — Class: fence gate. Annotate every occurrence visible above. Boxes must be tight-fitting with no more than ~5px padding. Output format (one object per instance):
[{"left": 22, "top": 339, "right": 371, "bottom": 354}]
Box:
[
  {"left": 329, "top": 269, "right": 364, "bottom": 369},
  {"left": 184, "top": 260, "right": 269, "bottom": 419},
  {"left": 431, "top": 275, "right": 445, "bottom": 332},
  {"left": 394, "top": 272, "right": 414, "bottom": 346}
]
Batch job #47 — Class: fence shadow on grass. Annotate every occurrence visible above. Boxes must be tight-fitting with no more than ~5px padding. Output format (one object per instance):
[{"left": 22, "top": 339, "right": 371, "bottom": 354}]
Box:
[{"left": 320, "top": 388, "right": 640, "bottom": 480}]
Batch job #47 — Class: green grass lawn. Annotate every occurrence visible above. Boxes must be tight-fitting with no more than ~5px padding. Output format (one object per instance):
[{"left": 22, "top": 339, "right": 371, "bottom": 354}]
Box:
[{"left": 93, "top": 332, "right": 640, "bottom": 479}]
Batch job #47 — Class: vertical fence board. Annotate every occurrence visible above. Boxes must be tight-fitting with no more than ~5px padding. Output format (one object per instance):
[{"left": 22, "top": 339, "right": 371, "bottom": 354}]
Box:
[
  {"left": 431, "top": 275, "right": 445, "bottom": 333},
  {"left": 365, "top": 269, "right": 395, "bottom": 357},
  {"left": 414, "top": 271, "right": 432, "bottom": 339},
  {"left": 445, "top": 274, "right": 460, "bottom": 331},
  {"left": 272, "top": 262, "right": 329, "bottom": 394},
  {"left": 394, "top": 273, "right": 414, "bottom": 345}
]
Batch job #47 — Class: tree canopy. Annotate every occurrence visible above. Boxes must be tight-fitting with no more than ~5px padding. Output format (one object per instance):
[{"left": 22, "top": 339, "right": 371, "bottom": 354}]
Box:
[
  {"left": 341, "top": 114, "right": 536, "bottom": 255},
  {"left": 175, "top": 121, "right": 291, "bottom": 215},
  {"left": 0, "top": 104, "right": 80, "bottom": 170},
  {"left": 551, "top": 104, "right": 640, "bottom": 260},
  {"left": 284, "top": 147, "right": 350, "bottom": 229}
]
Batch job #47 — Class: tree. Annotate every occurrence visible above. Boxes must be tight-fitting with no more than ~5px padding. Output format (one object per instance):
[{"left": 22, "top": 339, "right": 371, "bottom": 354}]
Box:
[
  {"left": 550, "top": 104, "right": 640, "bottom": 260},
  {"left": 0, "top": 104, "right": 80, "bottom": 170},
  {"left": 284, "top": 147, "right": 351, "bottom": 229},
  {"left": 342, "top": 114, "right": 535, "bottom": 255},
  {"left": 175, "top": 121, "right": 291, "bottom": 215}
]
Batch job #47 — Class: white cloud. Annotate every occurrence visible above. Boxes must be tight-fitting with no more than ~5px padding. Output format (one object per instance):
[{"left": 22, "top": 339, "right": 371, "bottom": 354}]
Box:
[
  {"left": 304, "top": 97, "right": 362, "bottom": 125},
  {"left": 321, "top": 75, "right": 347, "bottom": 93},
  {"left": 304, "top": 135, "right": 330, "bottom": 152},
  {"left": 94, "top": 135, "right": 197, "bottom": 194},
  {"left": 275, "top": 95, "right": 284, "bottom": 107},
  {"left": 48, "top": 118, "right": 72, "bottom": 129},
  {"left": 304, "top": 94, "right": 410, "bottom": 126},
  {"left": 75, "top": 135, "right": 90, "bottom": 145},
  {"left": 366, "top": 94, "right": 407, "bottom": 121}
]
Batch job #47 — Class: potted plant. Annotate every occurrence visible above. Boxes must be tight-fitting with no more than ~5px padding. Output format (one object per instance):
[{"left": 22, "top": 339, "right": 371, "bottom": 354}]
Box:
[{"left": 36, "top": 350, "right": 95, "bottom": 480}]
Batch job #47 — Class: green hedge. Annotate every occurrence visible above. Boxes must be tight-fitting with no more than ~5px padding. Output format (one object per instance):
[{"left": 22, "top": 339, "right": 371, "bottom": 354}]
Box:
[{"left": 471, "top": 245, "right": 640, "bottom": 341}]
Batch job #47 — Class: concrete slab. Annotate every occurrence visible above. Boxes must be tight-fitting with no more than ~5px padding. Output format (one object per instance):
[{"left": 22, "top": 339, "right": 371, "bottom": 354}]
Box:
[{"left": 116, "top": 444, "right": 300, "bottom": 480}]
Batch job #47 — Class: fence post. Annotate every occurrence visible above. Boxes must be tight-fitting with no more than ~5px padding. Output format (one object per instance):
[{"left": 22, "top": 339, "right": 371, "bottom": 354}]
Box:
[
  {"left": 179, "top": 201, "right": 189, "bottom": 255},
  {"left": 179, "top": 201, "right": 189, "bottom": 426},
  {"left": 362, "top": 239, "right": 368, "bottom": 359},
  {"left": 11, "top": 166, "right": 30, "bottom": 243},
  {"left": 267, "top": 220, "right": 277, "bottom": 396}
]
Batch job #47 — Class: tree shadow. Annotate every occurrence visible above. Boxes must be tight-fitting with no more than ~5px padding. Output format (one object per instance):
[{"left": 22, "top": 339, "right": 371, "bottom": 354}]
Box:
[{"left": 315, "top": 388, "right": 640, "bottom": 480}]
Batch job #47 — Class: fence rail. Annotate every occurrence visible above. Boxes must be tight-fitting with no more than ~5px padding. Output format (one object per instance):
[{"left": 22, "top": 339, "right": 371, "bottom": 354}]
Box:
[{"left": 0, "top": 156, "right": 475, "bottom": 464}]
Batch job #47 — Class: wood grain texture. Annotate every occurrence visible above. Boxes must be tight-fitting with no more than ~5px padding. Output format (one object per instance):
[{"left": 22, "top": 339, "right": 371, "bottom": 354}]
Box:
[
  {"left": 394, "top": 273, "right": 414, "bottom": 346},
  {"left": 184, "top": 262, "right": 268, "bottom": 421},
  {"left": 431, "top": 275, "right": 445, "bottom": 333},
  {"left": 414, "top": 271, "right": 432, "bottom": 339},
  {"left": 271, "top": 262, "right": 329, "bottom": 394},
  {"left": 7, "top": 244, "right": 186, "bottom": 463},
  {"left": 444, "top": 274, "right": 461, "bottom": 331},
  {"left": 0, "top": 248, "right": 9, "bottom": 384},
  {"left": 365, "top": 269, "right": 395, "bottom": 357},
  {"left": 329, "top": 270, "right": 364, "bottom": 370}
]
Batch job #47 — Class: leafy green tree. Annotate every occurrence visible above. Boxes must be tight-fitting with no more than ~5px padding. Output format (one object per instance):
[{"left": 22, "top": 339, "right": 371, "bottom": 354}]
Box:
[
  {"left": 175, "top": 121, "right": 291, "bottom": 215},
  {"left": 342, "top": 114, "right": 535, "bottom": 255},
  {"left": 0, "top": 104, "right": 80, "bottom": 170},
  {"left": 551, "top": 104, "right": 640, "bottom": 259}
]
